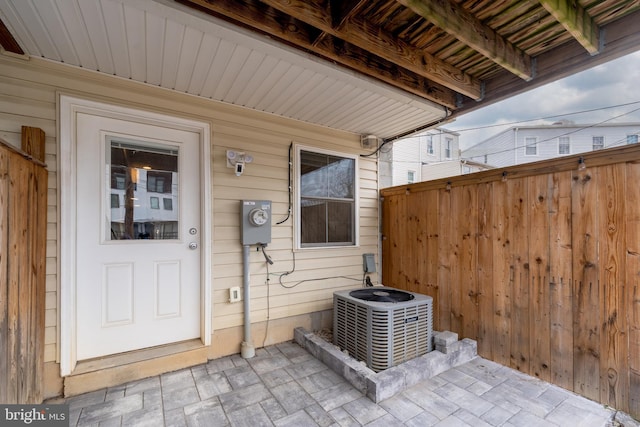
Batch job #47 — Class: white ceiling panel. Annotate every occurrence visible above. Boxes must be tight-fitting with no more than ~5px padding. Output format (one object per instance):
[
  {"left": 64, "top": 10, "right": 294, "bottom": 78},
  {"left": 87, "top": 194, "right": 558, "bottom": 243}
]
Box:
[
  {"left": 56, "top": 0, "right": 98, "bottom": 69},
  {"left": 0, "top": 0, "right": 447, "bottom": 139}
]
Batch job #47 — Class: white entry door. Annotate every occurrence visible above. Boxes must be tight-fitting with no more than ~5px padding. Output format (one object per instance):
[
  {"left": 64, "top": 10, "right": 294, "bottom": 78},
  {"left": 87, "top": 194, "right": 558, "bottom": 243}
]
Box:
[{"left": 75, "top": 112, "right": 201, "bottom": 360}]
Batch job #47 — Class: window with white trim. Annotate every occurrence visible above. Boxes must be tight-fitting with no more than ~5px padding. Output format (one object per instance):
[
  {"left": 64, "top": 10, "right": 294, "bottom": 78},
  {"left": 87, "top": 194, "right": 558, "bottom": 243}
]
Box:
[
  {"left": 407, "top": 170, "right": 416, "bottom": 183},
  {"left": 426, "top": 135, "right": 434, "bottom": 155},
  {"left": 558, "top": 136, "right": 570, "bottom": 155},
  {"left": 297, "top": 146, "right": 357, "bottom": 248},
  {"left": 627, "top": 134, "right": 638, "bottom": 145},
  {"left": 525, "top": 137, "right": 537, "bottom": 155},
  {"left": 445, "top": 138, "right": 452, "bottom": 159},
  {"left": 592, "top": 136, "right": 604, "bottom": 150}
]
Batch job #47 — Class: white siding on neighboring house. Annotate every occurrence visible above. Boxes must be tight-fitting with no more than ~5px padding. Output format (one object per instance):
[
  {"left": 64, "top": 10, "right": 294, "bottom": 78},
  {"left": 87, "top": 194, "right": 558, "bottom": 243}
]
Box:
[
  {"left": 381, "top": 128, "right": 465, "bottom": 186},
  {"left": 420, "top": 161, "right": 463, "bottom": 180},
  {"left": 0, "top": 55, "right": 379, "bottom": 395},
  {"left": 463, "top": 123, "right": 640, "bottom": 167}
]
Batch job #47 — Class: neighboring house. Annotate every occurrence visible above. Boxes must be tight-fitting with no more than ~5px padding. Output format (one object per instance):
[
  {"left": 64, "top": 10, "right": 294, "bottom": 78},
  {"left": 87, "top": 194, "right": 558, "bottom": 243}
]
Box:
[
  {"left": 380, "top": 128, "right": 491, "bottom": 187},
  {"left": 462, "top": 121, "right": 640, "bottom": 168}
]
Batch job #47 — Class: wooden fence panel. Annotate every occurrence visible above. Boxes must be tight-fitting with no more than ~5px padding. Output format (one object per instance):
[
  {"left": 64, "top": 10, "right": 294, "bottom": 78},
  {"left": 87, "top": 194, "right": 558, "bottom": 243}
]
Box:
[
  {"left": 491, "top": 179, "right": 511, "bottom": 367},
  {"left": 0, "top": 148, "right": 8, "bottom": 404},
  {"left": 423, "top": 191, "right": 439, "bottom": 311},
  {"left": 437, "top": 189, "right": 452, "bottom": 332},
  {"left": 476, "top": 182, "right": 494, "bottom": 359},
  {"left": 0, "top": 133, "right": 47, "bottom": 404},
  {"left": 529, "top": 174, "right": 551, "bottom": 381},
  {"left": 508, "top": 178, "right": 530, "bottom": 373},
  {"left": 380, "top": 145, "right": 640, "bottom": 419},
  {"left": 457, "top": 185, "right": 478, "bottom": 340},
  {"left": 598, "top": 164, "right": 628, "bottom": 409},
  {"left": 626, "top": 162, "right": 640, "bottom": 417},
  {"left": 548, "top": 171, "right": 573, "bottom": 390},
  {"left": 572, "top": 166, "right": 600, "bottom": 402}
]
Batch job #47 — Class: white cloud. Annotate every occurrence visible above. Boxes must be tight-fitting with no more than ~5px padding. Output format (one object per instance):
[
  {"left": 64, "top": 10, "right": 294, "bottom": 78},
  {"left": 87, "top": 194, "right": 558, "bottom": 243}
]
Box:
[{"left": 450, "top": 51, "right": 640, "bottom": 149}]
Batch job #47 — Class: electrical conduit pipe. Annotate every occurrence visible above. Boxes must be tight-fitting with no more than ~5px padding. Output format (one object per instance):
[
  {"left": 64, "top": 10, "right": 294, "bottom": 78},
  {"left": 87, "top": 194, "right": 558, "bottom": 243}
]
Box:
[{"left": 241, "top": 244, "right": 255, "bottom": 358}]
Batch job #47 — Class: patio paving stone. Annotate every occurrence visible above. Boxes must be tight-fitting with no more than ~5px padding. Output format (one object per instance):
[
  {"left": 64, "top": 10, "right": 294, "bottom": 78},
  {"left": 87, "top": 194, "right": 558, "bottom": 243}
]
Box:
[{"left": 53, "top": 338, "right": 637, "bottom": 427}]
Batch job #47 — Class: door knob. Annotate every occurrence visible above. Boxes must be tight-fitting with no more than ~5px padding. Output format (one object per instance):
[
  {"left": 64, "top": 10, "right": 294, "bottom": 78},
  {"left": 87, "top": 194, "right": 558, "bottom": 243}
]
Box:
[{"left": 188, "top": 242, "right": 198, "bottom": 250}]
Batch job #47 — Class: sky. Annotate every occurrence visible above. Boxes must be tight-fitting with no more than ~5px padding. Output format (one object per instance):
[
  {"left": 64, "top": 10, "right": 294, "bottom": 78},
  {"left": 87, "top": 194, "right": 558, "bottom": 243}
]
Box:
[{"left": 447, "top": 50, "right": 640, "bottom": 150}]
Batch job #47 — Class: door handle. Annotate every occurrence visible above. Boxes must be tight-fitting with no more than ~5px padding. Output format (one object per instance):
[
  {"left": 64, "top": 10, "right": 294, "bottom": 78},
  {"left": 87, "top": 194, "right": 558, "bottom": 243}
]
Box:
[{"left": 188, "top": 242, "right": 198, "bottom": 250}]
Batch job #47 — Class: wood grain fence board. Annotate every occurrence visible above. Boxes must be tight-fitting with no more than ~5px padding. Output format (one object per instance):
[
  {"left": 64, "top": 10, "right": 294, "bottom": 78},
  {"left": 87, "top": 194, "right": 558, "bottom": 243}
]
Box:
[
  {"left": 407, "top": 192, "right": 425, "bottom": 294},
  {"left": 548, "top": 171, "right": 573, "bottom": 390},
  {"left": 437, "top": 188, "right": 452, "bottom": 332},
  {"left": 6, "top": 156, "right": 23, "bottom": 403},
  {"left": 13, "top": 159, "right": 31, "bottom": 403},
  {"left": 508, "top": 177, "right": 530, "bottom": 373},
  {"left": 491, "top": 179, "right": 511, "bottom": 367},
  {"left": 383, "top": 195, "right": 401, "bottom": 287},
  {"left": 529, "top": 174, "right": 551, "bottom": 381},
  {"left": 33, "top": 166, "right": 47, "bottom": 403},
  {"left": 459, "top": 185, "right": 478, "bottom": 340},
  {"left": 381, "top": 194, "right": 392, "bottom": 286},
  {"left": 572, "top": 167, "right": 600, "bottom": 401},
  {"left": 477, "top": 182, "right": 494, "bottom": 359},
  {"left": 21, "top": 126, "right": 45, "bottom": 163},
  {"left": 0, "top": 148, "right": 8, "bottom": 404},
  {"left": 597, "top": 164, "right": 629, "bottom": 410},
  {"left": 449, "top": 187, "right": 464, "bottom": 334},
  {"left": 423, "top": 190, "right": 439, "bottom": 321},
  {"left": 627, "top": 162, "right": 640, "bottom": 417}
]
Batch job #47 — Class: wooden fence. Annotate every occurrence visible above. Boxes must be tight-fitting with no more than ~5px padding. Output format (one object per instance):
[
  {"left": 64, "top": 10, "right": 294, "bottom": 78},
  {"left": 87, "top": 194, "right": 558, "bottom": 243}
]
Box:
[
  {"left": 380, "top": 145, "right": 640, "bottom": 419},
  {"left": 0, "top": 128, "right": 48, "bottom": 403}
]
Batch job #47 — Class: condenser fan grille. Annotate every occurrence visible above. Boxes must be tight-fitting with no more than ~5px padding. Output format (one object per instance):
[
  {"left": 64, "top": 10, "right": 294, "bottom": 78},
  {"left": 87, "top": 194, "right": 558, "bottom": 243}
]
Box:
[
  {"left": 333, "top": 287, "right": 433, "bottom": 372},
  {"left": 349, "top": 288, "right": 415, "bottom": 302}
]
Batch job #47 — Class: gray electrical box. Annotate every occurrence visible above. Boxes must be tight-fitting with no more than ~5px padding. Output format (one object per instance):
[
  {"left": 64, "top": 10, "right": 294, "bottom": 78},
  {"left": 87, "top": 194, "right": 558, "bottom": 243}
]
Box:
[
  {"left": 363, "top": 253, "right": 376, "bottom": 273},
  {"left": 240, "top": 200, "right": 272, "bottom": 245}
]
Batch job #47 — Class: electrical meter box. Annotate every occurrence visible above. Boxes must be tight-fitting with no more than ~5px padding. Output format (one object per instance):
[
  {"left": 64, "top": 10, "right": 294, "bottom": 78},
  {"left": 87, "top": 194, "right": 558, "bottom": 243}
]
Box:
[{"left": 240, "top": 200, "right": 272, "bottom": 245}]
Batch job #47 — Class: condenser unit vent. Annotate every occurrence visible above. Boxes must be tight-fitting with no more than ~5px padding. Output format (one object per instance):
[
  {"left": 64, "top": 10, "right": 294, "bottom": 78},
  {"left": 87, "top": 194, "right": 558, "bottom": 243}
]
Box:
[{"left": 333, "top": 287, "right": 433, "bottom": 372}]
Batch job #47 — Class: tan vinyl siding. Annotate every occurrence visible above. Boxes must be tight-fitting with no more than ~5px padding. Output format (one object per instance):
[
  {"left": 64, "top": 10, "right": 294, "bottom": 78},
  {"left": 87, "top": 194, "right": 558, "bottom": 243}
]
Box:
[{"left": 0, "top": 56, "right": 379, "bottom": 367}]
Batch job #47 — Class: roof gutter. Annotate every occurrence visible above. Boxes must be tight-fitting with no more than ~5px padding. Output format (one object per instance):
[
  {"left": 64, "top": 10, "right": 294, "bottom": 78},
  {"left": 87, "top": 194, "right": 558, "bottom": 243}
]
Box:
[{"left": 361, "top": 106, "right": 452, "bottom": 158}]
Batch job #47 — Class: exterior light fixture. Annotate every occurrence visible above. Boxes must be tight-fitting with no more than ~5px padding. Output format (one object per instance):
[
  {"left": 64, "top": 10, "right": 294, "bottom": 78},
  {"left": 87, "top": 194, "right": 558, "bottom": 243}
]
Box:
[
  {"left": 578, "top": 156, "right": 586, "bottom": 171},
  {"left": 501, "top": 171, "right": 508, "bottom": 182},
  {"left": 227, "top": 150, "right": 253, "bottom": 176}
]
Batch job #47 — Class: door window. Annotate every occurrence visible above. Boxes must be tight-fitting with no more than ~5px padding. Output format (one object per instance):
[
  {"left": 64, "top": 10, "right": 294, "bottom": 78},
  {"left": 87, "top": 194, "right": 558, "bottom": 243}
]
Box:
[{"left": 107, "top": 139, "right": 179, "bottom": 240}]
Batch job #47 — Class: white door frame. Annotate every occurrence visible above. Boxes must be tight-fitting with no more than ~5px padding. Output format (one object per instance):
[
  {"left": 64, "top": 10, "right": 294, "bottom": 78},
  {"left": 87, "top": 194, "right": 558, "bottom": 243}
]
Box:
[{"left": 58, "top": 94, "right": 212, "bottom": 376}]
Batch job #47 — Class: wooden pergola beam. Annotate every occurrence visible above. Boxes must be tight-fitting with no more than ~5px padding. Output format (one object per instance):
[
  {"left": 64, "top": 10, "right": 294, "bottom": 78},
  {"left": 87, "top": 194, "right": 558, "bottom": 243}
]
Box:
[
  {"left": 256, "top": 0, "right": 482, "bottom": 99},
  {"left": 539, "top": 0, "right": 599, "bottom": 55},
  {"left": 451, "top": 9, "right": 640, "bottom": 118},
  {"left": 396, "top": 0, "right": 533, "bottom": 81},
  {"left": 0, "top": 18, "right": 23, "bottom": 55}
]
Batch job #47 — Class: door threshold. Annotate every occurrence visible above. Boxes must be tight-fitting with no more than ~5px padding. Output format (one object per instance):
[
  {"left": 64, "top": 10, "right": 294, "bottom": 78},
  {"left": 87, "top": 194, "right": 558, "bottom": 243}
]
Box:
[{"left": 71, "top": 339, "right": 205, "bottom": 376}]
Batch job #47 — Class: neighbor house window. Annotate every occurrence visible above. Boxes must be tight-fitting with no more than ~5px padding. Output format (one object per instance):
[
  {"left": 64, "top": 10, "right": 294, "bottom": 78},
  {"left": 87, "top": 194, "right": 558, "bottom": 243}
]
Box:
[
  {"left": 110, "top": 194, "right": 120, "bottom": 208},
  {"left": 627, "top": 134, "right": 638, "bottom": 145},
  {"left": 525, "top": 137, "right": 537, "bottom": 155},
  {"left": 426, "top": 136, "right": 434, "bottom": 155},
  {"left": 297, "top": 147, "right": 357, "bottom": 248},
  {"left": 147, "top": 171, "right": 172, "bottom": 193},
  {"left": 407, "top": 170, "right": 416, "bottom": 183},
  {"left": 445, "top": 138, "right": 452, "bottom": 159},
  {"left": 592, "top": 136, "right": 604, "bottom": 150},
  {"left": 163, "top": 198, "right": 173, "bottom": 210},
  {"left": 150, "top": 196, "right": 160, "bottom": 209},
  {"left": 558, "top": 137, "right": 570, "bottom": 154}
]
